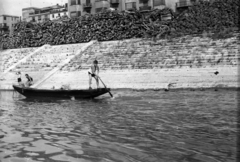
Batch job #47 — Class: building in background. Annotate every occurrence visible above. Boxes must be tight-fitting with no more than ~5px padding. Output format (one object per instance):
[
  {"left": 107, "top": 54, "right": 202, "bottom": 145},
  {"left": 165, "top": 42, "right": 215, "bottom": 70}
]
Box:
[
  {"left": 22, "top": 7, "right": 40, "bottom": 22},
  {"left": 67, "top": 0, "right": 192, "bottom": 17},
  {"left": 0, "top": 15, "right": 20, "bottom": 35},
  {"left": 22, "top": 0, "right": 201, "bottom": 20},
  {"left": 22, "top": 4, "right": 68, "bottom": 23}
]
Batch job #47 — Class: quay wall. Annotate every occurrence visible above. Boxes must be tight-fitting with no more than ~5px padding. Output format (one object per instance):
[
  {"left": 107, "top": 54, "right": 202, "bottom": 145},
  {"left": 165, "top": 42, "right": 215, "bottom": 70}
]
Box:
[
  {"left": 38, "top": 67, "right": 238, "bottom": 90},
  {"left": 0, "top": 34, "right": 239, "bottom": 90}
]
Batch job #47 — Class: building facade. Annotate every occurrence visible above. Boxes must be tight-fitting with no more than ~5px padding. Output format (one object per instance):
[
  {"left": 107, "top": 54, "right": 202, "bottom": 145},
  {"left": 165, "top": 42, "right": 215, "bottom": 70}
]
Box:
[
  {"left": 22, "top": 7, "right": 40, "bottom": 22},
  {"left": 0, "top": 15, "right": 20, "bottom": 35},
  {"left": 22, "top": 4, "right": 69, "bottom": 23},
  {"left": 67, "top": 0, "right": 193, "bottom": 17}
]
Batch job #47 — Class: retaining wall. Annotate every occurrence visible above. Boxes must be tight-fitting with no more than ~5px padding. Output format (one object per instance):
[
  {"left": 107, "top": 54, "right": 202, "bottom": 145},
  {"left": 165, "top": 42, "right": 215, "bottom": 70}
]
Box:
[{"left": 1, "top": 34, "right": 239, "bottom": 90}]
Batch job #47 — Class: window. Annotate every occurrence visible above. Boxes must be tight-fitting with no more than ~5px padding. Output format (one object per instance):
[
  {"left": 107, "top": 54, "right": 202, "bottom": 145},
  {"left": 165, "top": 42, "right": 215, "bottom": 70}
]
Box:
[
  {"left": 96, "top": 8, "right": 101, "bottom": 13},
  {"left": 71, "top": 0, "right": 76, "bottom": 5},
  {"left": 4, "top": 23, "right": 7, "bottom": 27},
  {"left": 77, "top": 11, "right": 81, "bottom": 16},
  {"left": 70, "top": 11, "right": 77, "bottom": 17},
  {"left": 125, "top": 2, "right": 136, "bottom": 10},
  {"left": 38, "top": 15, "right": 41, "bottom": 20},
  {"left": 52, "top": 14, "right": 54, "bottom": 18},
  {"left": 153, "top": 0, "right": 165, "bottom": 6},
  {"left": 77, "top": 0, "right": 81, "bottom": 5},
  {"left": 4, "top": 16, "right": 6, "bottom": 20},
  {"left": 86, "top": 0, "right": 91, "bottom": 4},
  {"left": 95, "top": 7, "right": 107, "bottom": 13},
  {"left": 179, "top": 0, "right": 188, "bottom": 6}
]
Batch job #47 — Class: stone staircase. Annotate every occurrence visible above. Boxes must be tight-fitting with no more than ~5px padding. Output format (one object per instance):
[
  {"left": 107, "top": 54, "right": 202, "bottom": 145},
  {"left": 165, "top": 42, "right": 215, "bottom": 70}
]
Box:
[
  {"left": 32, "top": 41, "right": 96, "bottom": 88},
  {"left": 0, "top": 47, "right": 37, "bottom": 73},
  {"left": 62, "top": 36, "right": 239, "bottom": 71},
  {"left": 0, "top": 42, "right": 91, "bottom": 89},
  {"left": 1, "top": 34, "right": 239, "bottom": 90}
]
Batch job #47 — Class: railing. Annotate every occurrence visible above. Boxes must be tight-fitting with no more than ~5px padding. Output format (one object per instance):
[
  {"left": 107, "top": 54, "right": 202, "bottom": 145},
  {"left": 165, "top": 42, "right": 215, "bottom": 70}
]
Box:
[
  {"left": 0, "top": 24, "right": 9, "bottom": 30},
  {"left": 96, "top": 0, "right": 108, "bottom": 2},
  {"left": 176, "top": 0, "right": 193, "bottom": 7},
  {"left": 39, "top": 10, "right": 51, "bottom": 14},
  {"left": 126, "top": 7, "right": 137, "bottom": 11},
  {"left": 139, "top": 6, "right": 151, "bottom": 11},
  {"left": 110, "top": 0, "right": 119, "bottom": 3},
  {"left": 50, "top": 9, "right": 67, "bottom": 14},
  {"left": 83, "top": 3, "right": 92, "bottom": 8},
  {"left": 139, "top": 0, "right": 149, "bottom": 3}
]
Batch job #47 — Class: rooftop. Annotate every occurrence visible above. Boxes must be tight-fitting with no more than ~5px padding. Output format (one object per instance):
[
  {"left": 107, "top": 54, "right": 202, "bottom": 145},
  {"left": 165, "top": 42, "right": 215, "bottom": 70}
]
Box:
[
  {"left": 0, "top": 15, "right": 20, "bottom": 18},
  {"left": 22, "top": 7, "right": 40, "bottom": 11},
  {"left": 22, "top": 4, "right": 65, "bottom": 11}
]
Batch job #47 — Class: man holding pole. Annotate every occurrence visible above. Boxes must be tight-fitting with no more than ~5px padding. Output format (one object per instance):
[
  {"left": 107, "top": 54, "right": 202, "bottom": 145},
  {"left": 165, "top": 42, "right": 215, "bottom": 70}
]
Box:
[
  {"left": 87, "top": 59, "right": 113, "bottom": 97},
  {"left": 88, "top": 60, "right": 99, "bottom": 89}
]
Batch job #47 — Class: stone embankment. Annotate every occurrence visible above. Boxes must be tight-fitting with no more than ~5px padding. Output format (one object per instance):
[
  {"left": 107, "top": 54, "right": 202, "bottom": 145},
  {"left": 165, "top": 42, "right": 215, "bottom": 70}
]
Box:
[{"left": 0, "top": 34, "right": 239, "bottom": 90}]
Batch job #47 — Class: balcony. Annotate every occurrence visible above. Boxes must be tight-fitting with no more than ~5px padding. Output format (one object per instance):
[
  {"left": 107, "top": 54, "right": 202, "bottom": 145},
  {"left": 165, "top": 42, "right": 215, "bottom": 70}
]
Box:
[
  {"left": 50, "top": 8, "right": 67, "bottom": 14},
  {"left": 83, "top": 3, "right": 92, "bottom": 12},
  {"left": 139, "top": 0, "right": 149, "bottom": 4},
  {"left": 0, "top": 25, "right": 9, "bottom": 31},
  {"left": 139, "top": 6, "right": 151, "bottom": 11},
  {"left": 110, "top": 0, "right": 119, "bottom": 8},
  {"left": 126, "top": 7, "right": 137, "bottom": 11},
  {"left": 176, "top": 0, "right": 193, "bottom": 8}
]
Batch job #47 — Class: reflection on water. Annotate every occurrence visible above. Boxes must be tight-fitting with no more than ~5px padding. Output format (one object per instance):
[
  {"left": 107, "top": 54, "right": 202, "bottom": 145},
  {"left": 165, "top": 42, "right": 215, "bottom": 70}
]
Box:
[{"left": 0, "top": 89, "right": 238, "bottom": 162}]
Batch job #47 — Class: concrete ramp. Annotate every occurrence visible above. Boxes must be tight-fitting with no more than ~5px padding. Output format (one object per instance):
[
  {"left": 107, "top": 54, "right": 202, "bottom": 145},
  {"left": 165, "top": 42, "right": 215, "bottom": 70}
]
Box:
[
  {"left": 0, "top": 45, "right": 48, "bottom": 78},
  {"left": 31, "top": 41, "right": 96, "bottom": 88}
]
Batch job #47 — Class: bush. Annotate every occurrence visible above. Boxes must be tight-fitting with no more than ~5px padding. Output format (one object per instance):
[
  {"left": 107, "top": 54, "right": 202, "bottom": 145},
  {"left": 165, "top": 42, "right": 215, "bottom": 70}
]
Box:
[{"left": 1, "top": 0, "right": 239, "bottom": 49}]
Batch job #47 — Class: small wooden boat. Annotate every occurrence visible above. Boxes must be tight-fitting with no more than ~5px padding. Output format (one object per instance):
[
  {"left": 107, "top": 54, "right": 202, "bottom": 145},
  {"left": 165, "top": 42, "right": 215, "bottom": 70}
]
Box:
[{"left": 12, "top": 85, "right": 111, "bottom": 99}]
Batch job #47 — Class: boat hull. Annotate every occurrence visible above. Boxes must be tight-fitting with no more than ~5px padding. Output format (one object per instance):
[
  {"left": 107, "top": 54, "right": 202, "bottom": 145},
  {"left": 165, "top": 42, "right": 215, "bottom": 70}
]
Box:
[{"left": 12, "top": 85, "right": 110, "bottom": 99}]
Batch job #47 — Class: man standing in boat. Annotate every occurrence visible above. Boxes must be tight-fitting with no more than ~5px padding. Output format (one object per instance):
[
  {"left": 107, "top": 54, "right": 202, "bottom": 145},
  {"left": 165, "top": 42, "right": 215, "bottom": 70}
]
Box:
[{"left": 88, "top": 60, "right": 99, "bottom": 89}]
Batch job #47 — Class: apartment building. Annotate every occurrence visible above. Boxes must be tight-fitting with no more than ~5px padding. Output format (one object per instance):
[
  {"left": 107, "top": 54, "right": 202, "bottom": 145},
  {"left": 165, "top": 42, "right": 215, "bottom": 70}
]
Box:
[
  {"left": 67, "top": 0, "right": 200, "bottom": 17},
  {"left": 22, "top": 4, "right": 69, "bottom": 23},
  {"left": 0, "top": 15, "right": 20, "bottom": 35}
]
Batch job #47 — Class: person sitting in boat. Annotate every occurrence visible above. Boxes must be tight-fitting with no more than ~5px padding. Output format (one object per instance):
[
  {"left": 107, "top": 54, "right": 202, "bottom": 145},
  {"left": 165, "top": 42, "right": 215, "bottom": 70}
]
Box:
[
  {"left": 16, "top": 71, "right": 24, "bottom": 87},
  {"left": 88, "top": 60, "right": 99, "bottom": 89},
  {"left": 25, "top": 74, "right": 33, "bottom": 87}
]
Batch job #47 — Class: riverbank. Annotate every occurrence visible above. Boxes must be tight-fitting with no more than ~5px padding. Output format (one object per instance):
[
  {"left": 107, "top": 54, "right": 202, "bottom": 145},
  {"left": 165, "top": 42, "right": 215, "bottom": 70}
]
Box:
[
  {"left": 35, "top": 66, "right": 238, "bottom": 90},
  {"left": 0, "top": 34, "right": 239, "bottom": 90}
]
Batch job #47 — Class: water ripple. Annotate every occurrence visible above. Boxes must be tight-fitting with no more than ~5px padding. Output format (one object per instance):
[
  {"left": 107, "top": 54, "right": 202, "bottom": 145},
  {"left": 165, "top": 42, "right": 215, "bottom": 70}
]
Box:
[{"left": 0, "top": 89, "right": 238, "bottom": 162}]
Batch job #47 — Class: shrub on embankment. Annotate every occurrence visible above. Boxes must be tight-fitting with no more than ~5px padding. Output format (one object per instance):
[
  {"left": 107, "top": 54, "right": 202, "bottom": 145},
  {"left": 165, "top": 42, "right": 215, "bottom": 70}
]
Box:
[
  {"left": 0, "top": 0, "right": 239, "bottom": 49},
  {"left": 169, "top": 0, "right": 239, "bottom": 35}
]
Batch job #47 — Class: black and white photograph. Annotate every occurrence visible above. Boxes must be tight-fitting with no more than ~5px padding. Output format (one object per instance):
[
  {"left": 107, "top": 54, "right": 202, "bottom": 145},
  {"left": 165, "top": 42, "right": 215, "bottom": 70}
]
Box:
[{"left": 0, "top": 0, "right": 239, "bottom": 161}]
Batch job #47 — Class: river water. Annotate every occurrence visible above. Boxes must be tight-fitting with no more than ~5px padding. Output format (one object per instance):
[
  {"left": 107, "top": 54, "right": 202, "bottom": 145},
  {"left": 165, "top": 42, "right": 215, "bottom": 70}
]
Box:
[{"left": 0, "top": 89, "right": 238, "bottom": 162}]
